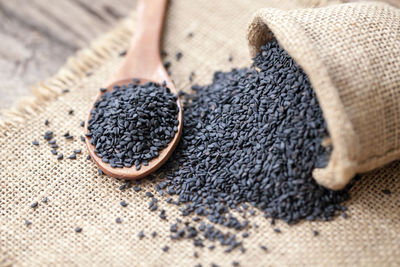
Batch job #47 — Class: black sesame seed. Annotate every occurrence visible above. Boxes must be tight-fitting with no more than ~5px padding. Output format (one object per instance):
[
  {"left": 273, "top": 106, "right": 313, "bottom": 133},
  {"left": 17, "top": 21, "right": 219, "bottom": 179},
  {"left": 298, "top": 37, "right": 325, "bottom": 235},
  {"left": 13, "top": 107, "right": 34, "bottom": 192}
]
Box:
[
  {"left": 31, "top": 202, "right": 38, "bottom": 208},
  {"left": 86, "top": 155, "right": 91, "bottom": 160},
  {"left": 80, "top": 121, "right": 85, "bottom": 127},
  {"left": 175, "top": 52, "right": 182, "bottom": 61},
  {"left": 162, "top": 245, "right": 169, "bottom": 252},
  {"left": 119, "top": 50, "right": 127, "bottom": 57},
  {"left": 44, "top": 119, "right": 49, "bottom": 126},
  {"left": 51, "top": 150, "right": 57, "bottom": 155},
  {"left": 232, "top": 261, "right": 239, "bottom": 266},
  {"left": 187, "top": 32, "right": 194, "bottom": 38},
  {"left": 75, "top": 227, "right": 82, "bottom": 233},
  {"left": 382, "top": 189, "right": 391, "bottom": 195},
  {"left": 42, "top": 197, "right": 48, "bottom": 203},
  {"left": 80, "top": 136, "right": 85, "bottom": 142},
  {"left": 145, "top": 192, "right": 154, "bottom": 197},
  {"left": 120, "top": 201, "right": 128, "bottom": 207},
  {"left": 57, "top": 154, "right": 63, "bottom": 160},
  {"left": 138, "top": 230, "right": 144, "bottom": 239},
  {"left": 313, "top": 230, "right": 319, "bottom": 236},
  {"left": 133, "top": 186, "right": 141, "bottom": 192},
  {"left": 68, "top": 110, "right": 74, "bottom": 115},
  {"left": 152, "top": 231, "right": 157, "bottom": 238},
  {"left": 24, "top": 219, "right": 32, "bottom": 226},
  {"left": 68, "top": 154, "right": 76, "bottom": 160},
  {"left": 189, "top": 71, "right": 195, "bottom": 82},
  {"left": 273, "top": 228, "right": 281, "bottom": 233},
  {"left": 163, "top": 61, "right": 171, "bottom": 71},
  {"left": 116, "top": 217, "right": 122, "bottom": 224},
  {"left": 194, "top": 251, "right": 199, "bottom": 258},
  {"left": 74, "top": 149, "right": 82, "bottom": 154},
  {"left": 260, "top": 245, "right": 267, "bottom": 252},
  {"left": 32, "top": 140, "right": 39, "bottom": 146}
]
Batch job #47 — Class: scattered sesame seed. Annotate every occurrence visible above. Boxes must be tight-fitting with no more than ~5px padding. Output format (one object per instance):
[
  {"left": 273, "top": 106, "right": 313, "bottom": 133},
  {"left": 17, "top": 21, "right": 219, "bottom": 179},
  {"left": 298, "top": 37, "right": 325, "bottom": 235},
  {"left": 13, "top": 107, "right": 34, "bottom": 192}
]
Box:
[
  {"left": 138, "top": 230, "right": 144, "bottom": 239},
  {"left": 382, "top": 189, "right": 391, "bottom": 195}
]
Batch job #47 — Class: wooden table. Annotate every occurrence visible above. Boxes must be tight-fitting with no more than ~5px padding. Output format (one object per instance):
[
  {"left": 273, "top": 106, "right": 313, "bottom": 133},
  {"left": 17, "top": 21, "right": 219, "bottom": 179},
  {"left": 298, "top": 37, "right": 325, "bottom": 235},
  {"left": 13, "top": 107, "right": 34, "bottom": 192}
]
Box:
[
  {"left": 0, "top": 0, "right": 136, "bottom": 110},
  {"left": 0, "top": 0, "right": 398, "bottom": 111}
]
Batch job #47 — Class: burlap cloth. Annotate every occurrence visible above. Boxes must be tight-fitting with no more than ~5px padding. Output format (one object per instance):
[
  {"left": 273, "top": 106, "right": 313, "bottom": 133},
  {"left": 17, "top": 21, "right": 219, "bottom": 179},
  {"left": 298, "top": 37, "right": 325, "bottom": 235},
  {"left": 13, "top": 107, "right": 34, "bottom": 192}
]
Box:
[{"left": 0, "top": 0, "right": 398, "bottom": 266}]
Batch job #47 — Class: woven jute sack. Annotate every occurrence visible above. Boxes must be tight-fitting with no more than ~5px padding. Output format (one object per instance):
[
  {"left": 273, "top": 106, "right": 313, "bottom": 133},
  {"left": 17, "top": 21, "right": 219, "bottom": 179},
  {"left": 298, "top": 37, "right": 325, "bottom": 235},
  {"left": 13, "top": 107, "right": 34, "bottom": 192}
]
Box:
[
  {"left": 0, "top": 0, "right": 399, "bottom": 266},
  {"left": 248, "top": 1, "right": 400, "bottom": 190}
]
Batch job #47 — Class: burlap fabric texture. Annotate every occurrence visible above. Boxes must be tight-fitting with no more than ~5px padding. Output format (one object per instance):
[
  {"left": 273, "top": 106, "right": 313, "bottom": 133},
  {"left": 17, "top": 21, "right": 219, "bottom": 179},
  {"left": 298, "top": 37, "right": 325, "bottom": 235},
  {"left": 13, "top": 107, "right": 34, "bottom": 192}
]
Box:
[
  {"left": 0, "top": 0, "right": 399, "bottom": 266},
  {"left": 248, "top": 1, "right": 400, "bottom": 190}
]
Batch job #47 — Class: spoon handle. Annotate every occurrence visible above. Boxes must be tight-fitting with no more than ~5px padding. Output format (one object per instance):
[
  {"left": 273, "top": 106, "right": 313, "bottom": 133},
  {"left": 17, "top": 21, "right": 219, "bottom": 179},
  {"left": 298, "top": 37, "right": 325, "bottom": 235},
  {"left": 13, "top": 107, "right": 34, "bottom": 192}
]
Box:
[{"left": 109, "top": 0, "right": 168, "bottom": 84}]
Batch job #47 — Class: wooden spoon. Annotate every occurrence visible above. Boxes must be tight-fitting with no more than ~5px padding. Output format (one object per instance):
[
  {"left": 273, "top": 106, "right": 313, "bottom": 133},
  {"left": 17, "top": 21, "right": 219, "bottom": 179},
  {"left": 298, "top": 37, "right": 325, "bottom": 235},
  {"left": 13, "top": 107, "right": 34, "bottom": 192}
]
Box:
[{"left": 84, "top": 0, "right": 183, "bottom": 180}]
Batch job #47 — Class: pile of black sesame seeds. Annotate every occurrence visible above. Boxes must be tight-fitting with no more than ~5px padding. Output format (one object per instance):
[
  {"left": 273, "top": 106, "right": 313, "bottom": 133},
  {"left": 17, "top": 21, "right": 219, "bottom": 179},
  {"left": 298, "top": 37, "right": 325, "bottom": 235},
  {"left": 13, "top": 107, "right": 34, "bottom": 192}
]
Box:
[
  {"left": 87, "top": 81, "right": 179, "bottom": 170},
  {"left": 154, "top": 39, "right": 351, "bottom": 230},
  {"left": 27, "top": 39, "right": 371, "bottom": 266}
]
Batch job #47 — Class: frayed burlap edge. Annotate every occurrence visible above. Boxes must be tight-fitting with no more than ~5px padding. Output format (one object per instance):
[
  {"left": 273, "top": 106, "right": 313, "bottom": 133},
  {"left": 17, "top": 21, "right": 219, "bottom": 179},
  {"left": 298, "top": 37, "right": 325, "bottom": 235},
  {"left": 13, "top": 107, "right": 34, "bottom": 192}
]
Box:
[
  {"left": 247, "top": 1, "right": 399, "bottom": 190},
  {"left": 0, "top": 13, "right": 136, "bottom": 137}
]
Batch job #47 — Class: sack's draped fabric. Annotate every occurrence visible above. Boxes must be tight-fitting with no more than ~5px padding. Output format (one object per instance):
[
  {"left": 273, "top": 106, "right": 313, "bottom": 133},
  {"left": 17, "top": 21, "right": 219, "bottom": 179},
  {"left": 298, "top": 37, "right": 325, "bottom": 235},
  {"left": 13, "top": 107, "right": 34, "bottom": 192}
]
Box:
[
  {"left": 248, "top": 1, "right": 400, "bottom": 190},
  {"left": 0, "top": 0, "right": 399, "bottom": 266}
]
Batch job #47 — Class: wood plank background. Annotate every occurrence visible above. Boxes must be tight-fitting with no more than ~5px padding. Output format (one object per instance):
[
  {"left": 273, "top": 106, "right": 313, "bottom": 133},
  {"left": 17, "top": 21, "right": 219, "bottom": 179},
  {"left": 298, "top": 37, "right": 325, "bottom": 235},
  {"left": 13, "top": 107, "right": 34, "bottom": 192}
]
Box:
[
  {"left": 0, "top": 0, "right": 137, "bottom": 111},
  {"left": 0, "top": 0, "right": 398, "bottom": 111}
]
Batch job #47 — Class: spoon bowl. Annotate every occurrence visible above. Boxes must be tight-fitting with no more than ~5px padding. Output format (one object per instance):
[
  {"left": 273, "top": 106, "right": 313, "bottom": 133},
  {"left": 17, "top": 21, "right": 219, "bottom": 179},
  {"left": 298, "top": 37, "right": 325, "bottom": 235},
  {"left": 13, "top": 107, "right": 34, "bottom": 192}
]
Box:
[
  {"left": 84, "top": 0, "right": 183, "bottom": 179},
  {"left": 85, "top": 78, "right": 183, "bottom": 180}
]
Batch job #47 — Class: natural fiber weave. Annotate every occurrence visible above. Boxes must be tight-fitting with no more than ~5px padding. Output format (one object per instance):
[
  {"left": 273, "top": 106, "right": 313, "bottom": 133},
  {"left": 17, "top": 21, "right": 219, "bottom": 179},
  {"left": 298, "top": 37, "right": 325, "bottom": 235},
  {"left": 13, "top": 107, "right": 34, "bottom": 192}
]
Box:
[
  {"left": 248, "top": 1, "right": 400, "bottom": 190},
  {"left": 0, "top": 0, "right": 399, "bottom": 266}
]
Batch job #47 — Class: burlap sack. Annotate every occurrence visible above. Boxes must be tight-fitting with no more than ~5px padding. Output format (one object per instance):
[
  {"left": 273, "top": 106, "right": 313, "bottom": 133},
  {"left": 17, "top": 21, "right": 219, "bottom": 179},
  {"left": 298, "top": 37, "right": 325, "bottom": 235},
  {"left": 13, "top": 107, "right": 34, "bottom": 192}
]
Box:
[
  {"left": 0, "top": 0, "right": 399, "bottom": 266},
  {"left": 248, "top": 1, "right": 400, "bottom": 190}
]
